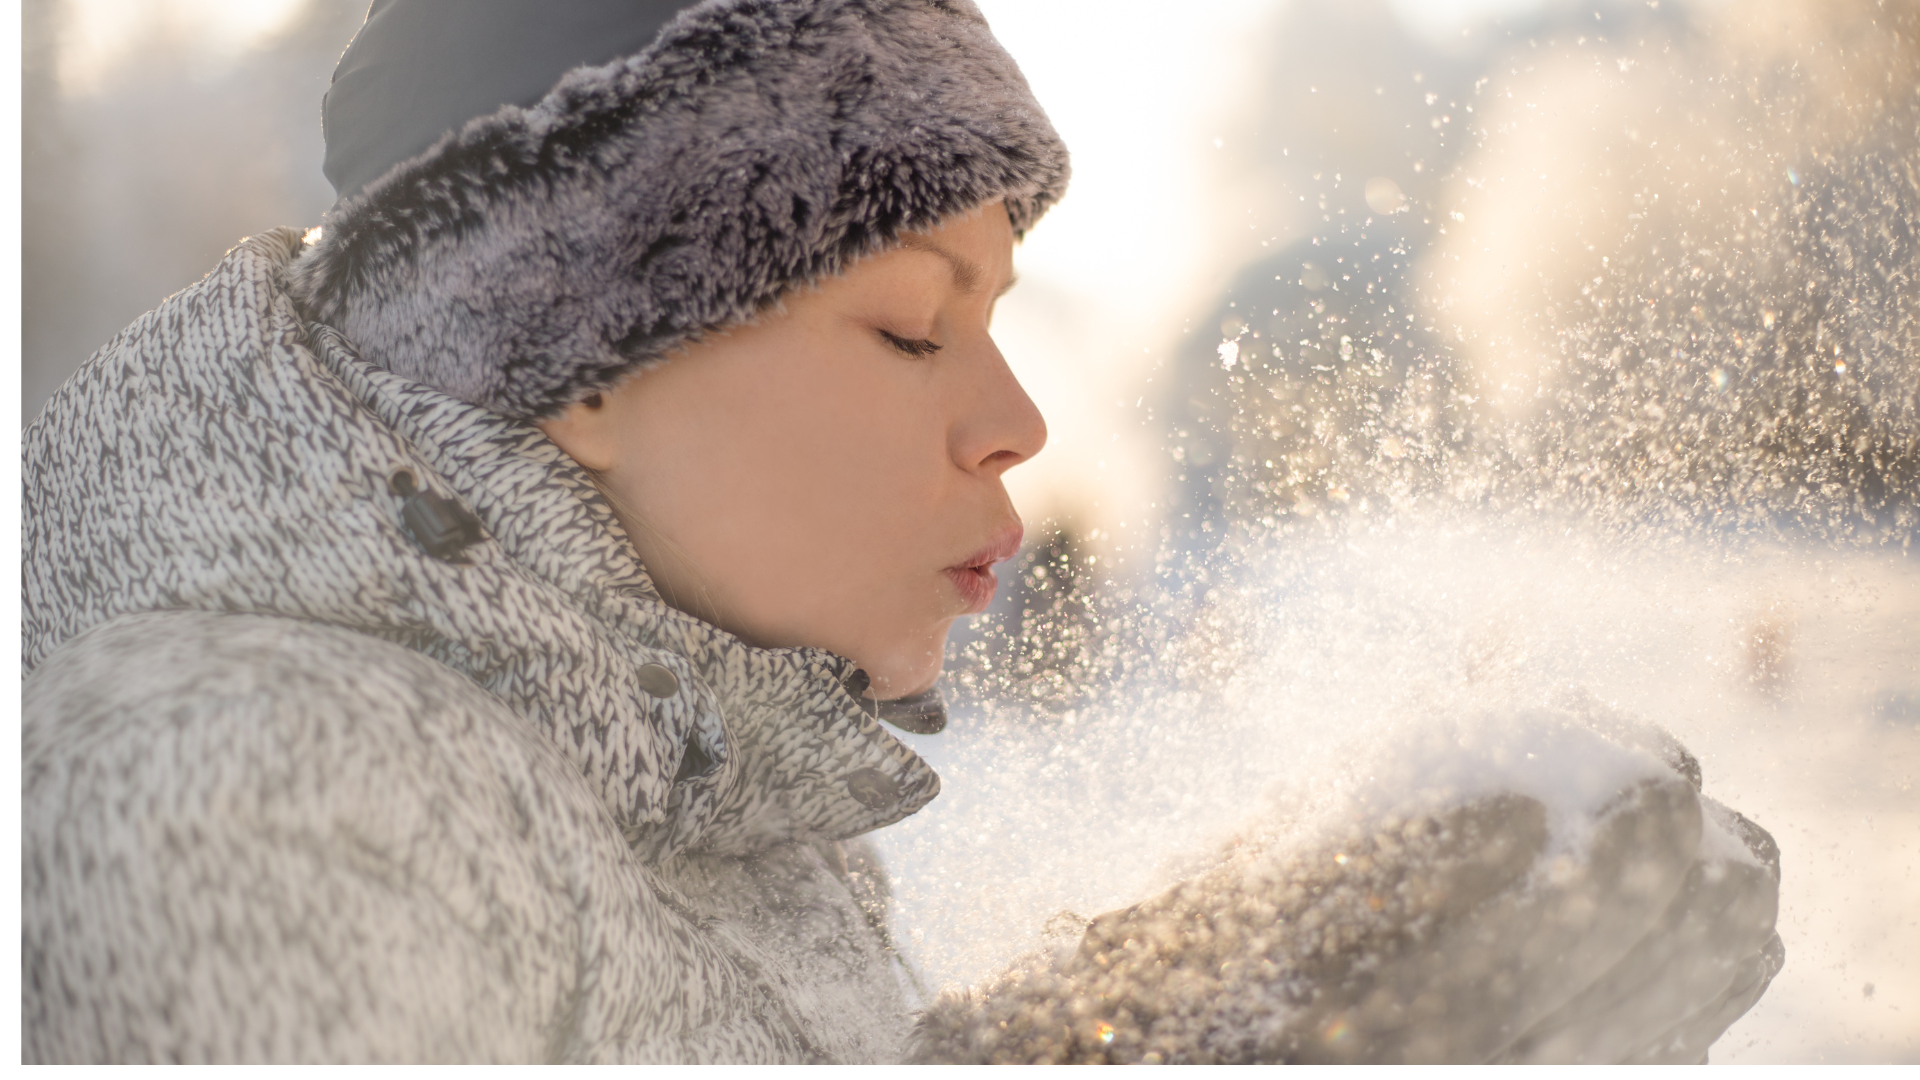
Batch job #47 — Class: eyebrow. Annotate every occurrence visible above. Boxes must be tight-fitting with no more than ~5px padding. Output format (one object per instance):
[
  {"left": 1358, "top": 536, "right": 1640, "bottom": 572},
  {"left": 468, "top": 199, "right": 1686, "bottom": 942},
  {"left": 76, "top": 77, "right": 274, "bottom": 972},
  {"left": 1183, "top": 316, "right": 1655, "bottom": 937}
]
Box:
[{"left": 898, "top": 235, "right": 1019, "bottom": 298}]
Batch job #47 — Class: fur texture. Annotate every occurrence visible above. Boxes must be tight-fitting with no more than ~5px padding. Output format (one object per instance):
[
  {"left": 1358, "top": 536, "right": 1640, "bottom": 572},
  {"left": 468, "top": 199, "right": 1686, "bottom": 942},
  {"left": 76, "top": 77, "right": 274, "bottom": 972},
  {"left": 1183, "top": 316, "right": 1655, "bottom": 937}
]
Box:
[{"left": 287, "top": 0, "right": 1070, "bottom": 419}]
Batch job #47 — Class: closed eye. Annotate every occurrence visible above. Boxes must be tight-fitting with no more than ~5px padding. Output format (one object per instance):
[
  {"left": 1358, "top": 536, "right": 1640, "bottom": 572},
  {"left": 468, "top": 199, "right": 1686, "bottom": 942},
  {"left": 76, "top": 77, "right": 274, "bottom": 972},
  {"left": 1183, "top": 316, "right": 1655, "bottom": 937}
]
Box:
[{"left": 879, "top": 329, "right": 942, "bottom": 357}]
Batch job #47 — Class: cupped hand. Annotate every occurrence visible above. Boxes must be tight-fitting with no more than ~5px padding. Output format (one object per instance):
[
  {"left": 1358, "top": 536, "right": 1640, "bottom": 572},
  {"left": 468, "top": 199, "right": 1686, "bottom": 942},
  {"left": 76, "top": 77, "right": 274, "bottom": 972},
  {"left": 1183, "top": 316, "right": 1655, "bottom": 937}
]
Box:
[{"left": 910, "top": 705, "right": 1782, "bottom": 1064}]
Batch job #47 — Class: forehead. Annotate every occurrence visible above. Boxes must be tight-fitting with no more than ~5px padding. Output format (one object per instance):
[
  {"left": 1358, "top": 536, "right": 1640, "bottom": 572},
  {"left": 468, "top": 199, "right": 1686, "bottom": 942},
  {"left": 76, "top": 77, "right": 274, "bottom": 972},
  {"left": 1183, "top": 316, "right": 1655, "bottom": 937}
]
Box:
[
  {"left": 898, "top": 236, "right": 987, "bottom": 294},
  {"left": 890, "top": 207, "right": 1018, "bottom": 297}
]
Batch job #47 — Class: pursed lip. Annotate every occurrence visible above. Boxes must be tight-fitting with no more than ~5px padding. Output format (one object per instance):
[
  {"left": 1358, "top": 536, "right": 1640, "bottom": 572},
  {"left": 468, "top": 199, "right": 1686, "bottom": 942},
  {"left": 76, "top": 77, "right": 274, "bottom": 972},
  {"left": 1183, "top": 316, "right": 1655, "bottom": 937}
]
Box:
[{"left": 943, "top": 523, "right": 1024, "bottom": 614}]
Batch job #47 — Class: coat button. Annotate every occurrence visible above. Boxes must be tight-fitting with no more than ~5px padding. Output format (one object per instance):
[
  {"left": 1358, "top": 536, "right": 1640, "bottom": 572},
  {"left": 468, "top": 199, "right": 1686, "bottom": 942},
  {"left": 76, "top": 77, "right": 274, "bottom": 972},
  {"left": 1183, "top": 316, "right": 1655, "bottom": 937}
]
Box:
[
  {"left": 388, "top": 469, "right": 484, "bottom": 562},
  {"left": 636, "top": 663, "right": 680, "bottom": 698},
  {"left": 843, "top": 767, "right": 900, "bottom": 810}
]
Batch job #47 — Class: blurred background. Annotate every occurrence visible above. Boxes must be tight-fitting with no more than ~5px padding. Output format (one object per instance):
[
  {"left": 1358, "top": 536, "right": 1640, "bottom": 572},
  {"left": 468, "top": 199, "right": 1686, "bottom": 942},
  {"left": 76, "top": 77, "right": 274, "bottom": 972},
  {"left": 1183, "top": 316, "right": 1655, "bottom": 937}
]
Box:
[{"left": 22, "top": 0, "right": 1919, "bottom": 1062}]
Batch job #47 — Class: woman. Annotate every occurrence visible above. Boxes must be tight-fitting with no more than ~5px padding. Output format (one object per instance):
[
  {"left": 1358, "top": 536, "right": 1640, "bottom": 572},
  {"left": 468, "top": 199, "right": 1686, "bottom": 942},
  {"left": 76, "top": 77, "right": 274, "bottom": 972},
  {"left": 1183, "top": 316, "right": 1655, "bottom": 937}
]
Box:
[{"left": 21, "top": 0, "right": 1781, "bottom": 1063}]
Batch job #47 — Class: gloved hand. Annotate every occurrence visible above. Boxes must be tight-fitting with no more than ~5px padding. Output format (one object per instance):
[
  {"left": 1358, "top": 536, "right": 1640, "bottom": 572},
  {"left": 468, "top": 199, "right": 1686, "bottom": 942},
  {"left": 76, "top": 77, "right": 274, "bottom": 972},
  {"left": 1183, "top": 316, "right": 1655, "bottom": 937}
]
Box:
[{"left": 909, "top": 703, "right": 1782, "bottom": 1064}]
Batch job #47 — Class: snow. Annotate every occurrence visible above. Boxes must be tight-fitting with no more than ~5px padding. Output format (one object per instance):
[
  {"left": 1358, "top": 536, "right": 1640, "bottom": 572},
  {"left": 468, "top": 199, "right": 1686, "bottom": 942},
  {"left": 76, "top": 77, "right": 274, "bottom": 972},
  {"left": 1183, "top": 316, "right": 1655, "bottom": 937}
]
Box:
[{"left": 876, "top": 523, "right": 1918, "bottom": 1062}]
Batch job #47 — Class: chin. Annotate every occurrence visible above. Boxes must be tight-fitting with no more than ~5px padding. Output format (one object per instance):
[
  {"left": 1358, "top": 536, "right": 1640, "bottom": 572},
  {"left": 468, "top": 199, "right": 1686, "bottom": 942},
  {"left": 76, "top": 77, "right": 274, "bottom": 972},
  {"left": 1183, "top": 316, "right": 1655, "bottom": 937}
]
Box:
[{"left": 863, "top": 620, "right": 953, "bottom": 699}]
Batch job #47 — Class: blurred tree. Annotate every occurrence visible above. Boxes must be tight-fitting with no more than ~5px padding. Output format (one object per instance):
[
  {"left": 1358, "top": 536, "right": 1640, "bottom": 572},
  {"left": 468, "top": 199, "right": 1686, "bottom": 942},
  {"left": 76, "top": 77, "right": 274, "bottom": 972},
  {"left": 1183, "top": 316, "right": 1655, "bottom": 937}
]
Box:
[
  {"left": 1424, "top": 0, "right": 1920, "bottom": 541},
  {"left": 1158, "top": 0, "right": 1527, "bottom": 550},
  {"left": 1162, "top": 0, "right": 1919, "bottom": 551}
]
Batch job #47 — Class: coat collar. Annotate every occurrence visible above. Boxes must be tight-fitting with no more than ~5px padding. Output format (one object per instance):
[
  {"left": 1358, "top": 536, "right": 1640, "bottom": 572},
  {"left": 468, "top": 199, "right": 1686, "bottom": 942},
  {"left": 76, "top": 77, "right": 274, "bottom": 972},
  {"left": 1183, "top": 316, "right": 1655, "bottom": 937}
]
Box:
[
  {"left": 29, "top": 227, "right": 938, "bottom": 861},
  {"left": 294, "top": 248, "right": 942, "bottom": 859}
]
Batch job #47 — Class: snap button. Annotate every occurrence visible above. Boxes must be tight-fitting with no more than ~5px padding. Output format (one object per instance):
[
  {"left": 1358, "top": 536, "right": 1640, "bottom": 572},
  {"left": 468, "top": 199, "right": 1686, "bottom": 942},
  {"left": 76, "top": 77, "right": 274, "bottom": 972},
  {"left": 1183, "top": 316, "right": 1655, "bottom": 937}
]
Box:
[
  {"left": 636, "top": 663, "right": 680, "bottom": 698},
  {"left": 843, "top": 767, "right": 900, "bottom": 810},
  {"left": 388, "top": 469, "right": 483, "bottom": 562}
]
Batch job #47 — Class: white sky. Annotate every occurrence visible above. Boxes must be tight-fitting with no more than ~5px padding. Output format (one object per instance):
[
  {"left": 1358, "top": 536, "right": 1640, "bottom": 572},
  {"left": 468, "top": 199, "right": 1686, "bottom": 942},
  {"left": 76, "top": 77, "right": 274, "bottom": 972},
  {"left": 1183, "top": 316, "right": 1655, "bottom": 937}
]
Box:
[
  {"left": 57, "top": 0, "right": 308, "bottom": 92},
  {"left": 1388, "top": 0, "right": 1568, "bottom": 43}
]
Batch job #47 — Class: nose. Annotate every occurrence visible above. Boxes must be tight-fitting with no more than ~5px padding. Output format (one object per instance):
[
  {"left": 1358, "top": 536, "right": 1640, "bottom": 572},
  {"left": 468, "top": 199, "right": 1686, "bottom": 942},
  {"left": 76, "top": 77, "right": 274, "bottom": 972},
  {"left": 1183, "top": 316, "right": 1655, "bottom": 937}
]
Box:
[{"left": 952, "top": 338, "right": 1048, "bottom": 479}]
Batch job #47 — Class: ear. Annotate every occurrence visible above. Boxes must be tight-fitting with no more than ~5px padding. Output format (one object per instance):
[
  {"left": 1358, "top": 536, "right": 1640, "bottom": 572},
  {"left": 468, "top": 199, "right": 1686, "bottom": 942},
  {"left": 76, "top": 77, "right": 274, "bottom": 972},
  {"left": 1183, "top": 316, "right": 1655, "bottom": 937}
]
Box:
[{"left": 534, "top": 392, "right": 619, "bottom": 472}]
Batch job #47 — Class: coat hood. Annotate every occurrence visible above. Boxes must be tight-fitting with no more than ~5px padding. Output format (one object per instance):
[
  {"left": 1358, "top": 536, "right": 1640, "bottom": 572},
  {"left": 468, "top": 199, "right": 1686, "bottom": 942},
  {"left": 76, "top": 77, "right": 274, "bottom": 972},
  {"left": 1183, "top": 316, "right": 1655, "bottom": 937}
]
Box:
[{"left": 23, "top": 228, "right": 940, "bottom": 862}]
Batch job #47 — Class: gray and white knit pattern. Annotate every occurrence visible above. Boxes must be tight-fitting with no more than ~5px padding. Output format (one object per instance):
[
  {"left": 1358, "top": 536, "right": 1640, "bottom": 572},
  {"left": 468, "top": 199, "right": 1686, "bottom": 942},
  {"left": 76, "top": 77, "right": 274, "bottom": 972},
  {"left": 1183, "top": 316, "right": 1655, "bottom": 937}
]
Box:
[{"left": 23, "top": 229, "right": 935, "bottom": 1062}]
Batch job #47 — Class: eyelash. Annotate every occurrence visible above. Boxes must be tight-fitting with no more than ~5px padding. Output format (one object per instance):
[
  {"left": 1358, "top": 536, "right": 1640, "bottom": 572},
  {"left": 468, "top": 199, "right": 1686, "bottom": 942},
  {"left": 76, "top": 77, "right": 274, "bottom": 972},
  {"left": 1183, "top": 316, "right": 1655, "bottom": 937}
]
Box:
[{"left": 879, "top": 329, "right": 942, "bottom": 357}]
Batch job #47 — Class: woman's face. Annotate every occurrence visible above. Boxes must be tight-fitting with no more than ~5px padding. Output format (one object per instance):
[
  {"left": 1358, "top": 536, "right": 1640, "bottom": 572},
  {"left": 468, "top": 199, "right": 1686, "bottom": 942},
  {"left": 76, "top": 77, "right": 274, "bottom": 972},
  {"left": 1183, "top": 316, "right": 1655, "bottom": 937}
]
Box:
[{"left": 538, "top": 203, "right": 1044, "bottom": 698}]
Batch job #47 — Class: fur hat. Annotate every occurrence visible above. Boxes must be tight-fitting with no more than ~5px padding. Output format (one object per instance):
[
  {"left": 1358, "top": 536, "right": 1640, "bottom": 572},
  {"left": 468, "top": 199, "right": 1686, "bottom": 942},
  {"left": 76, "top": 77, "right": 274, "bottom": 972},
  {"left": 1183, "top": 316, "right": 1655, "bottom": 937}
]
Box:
[{"left": 289, "top": 0, "right": 1070, "bottom": 420}]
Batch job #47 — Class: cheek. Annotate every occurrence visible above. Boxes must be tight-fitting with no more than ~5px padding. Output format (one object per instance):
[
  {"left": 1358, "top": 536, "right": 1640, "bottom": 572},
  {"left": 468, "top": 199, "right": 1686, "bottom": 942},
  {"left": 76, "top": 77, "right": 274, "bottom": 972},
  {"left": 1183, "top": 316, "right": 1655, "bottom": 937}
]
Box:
[
  {"left": 740, "top": 354, "right": 946, "bottom": 539},
  {"left": 624, "top": 338, "right": 953, "bottom": 635}
]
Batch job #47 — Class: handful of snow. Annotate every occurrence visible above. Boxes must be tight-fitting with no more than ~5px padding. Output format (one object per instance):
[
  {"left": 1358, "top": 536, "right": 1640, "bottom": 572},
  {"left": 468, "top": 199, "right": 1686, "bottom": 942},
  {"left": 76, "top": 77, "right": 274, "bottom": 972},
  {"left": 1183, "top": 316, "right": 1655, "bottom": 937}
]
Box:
[{"left": 912, "top": 701, "right": 1782, "bottom": 1064}]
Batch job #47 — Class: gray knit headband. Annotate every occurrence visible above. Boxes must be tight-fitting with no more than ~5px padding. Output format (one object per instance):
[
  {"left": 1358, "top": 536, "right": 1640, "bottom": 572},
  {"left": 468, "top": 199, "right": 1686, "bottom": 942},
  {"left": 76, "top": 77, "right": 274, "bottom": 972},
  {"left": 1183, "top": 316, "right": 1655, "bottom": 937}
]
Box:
[{"left": 289, "top": 0, "right": 1071, "bottom": 420}]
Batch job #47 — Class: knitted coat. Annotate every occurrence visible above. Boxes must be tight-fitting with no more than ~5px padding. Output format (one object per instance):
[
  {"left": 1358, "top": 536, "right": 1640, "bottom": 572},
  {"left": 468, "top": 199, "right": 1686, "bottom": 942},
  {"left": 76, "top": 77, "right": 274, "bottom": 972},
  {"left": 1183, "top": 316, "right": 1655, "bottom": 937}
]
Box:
[{"left": 22, "top": 228, "right": 943, "bottom": 1063}]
